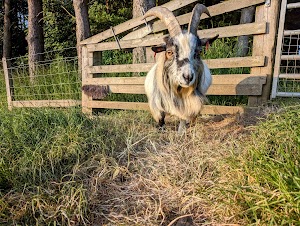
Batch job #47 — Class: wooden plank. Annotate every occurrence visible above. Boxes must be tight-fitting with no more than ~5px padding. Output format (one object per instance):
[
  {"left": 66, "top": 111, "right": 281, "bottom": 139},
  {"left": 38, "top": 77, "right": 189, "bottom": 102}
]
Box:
[
  {"left": 81, "top": 46, "right": 93, "bottom": 114},
  {"left": 197, "top": 22, "right": 266, "bottom": 39},
  {"left": 276, "top": 92, "right": 300, "bottom": 97},
  {"left": 281, "top": 55, "right": 300, "bottom": 60},
  {"left": 87, "top": 22, "right": 266, "bottom": 52},
  {"left": 146, "top": 47, "right": 155, "bottom": 63},
  {"left": 87, "top": 56, "right": 265, "bottom": 74},
  {"left": 94, "top": 84, "right": 263, "bottom": 95},
  {"left": 2, "top": 58, "right": 14, "bottom": 110},
  {"left": 287, "top": 3, "right": 300, "bottom": 9},
  {"left": 279, "top": 74, "right": 300, "bottom": 79},
  {"left": 84, "top": 74, "right": 266, "bottom": 85},
  {"left": 89, "top": 101, "right": 149, "bottom": 111},
  {"left": 205, "top": 56, "right": 265, "bottom": 69},
  {"left": 87, "top": 63, "right": 153, "bottom": 73},
  {"left": 123, "top": 0, "right": 265, "bottom": 40},
  {"left": 83, "top": 74, "right": 266, "bottom": 95},
  {"left": 212, "top": 74, "right": 266, "bottom": 85},
  {"left": 80, "top": 0, "right": 198, "bottom": 45},
  {"left": 83, "top": 76, "right": 145, "bottom": 85},
  {"left": 108, "top": 85, "right": 145, "bottom": 94},
  {"left": 284, "top": 30, "right": 300, "bottom": 36},
  {"left": 88, "top": 100, "right": 245, "bottom": 115},
  {"left": 208, "top": 84, "right": 263, "bottom": 95},
  {"left": 271, "top": 0, "right": 287, "bottom": 99},
  {"left": 12, "top": 100, "right": 81, "bottom": 108},
  {"left": 250, "top": 1, "right": 280, "bottom": 105}
]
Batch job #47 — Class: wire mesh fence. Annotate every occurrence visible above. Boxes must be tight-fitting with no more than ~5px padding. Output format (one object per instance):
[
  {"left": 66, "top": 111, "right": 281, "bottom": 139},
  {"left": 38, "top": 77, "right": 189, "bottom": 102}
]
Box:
[
  {"left": 1, "top": 47, "right": 81, "bottom": 108},
  {"left": 277, "top": 33, "right": 300, "bottom": 95}
]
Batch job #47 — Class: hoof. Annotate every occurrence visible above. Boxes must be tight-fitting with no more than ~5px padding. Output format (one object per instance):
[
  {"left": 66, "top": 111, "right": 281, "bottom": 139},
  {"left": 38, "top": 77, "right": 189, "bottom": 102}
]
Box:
[{"left": 156, "top": 125, "right": 166, "bottom": 133}]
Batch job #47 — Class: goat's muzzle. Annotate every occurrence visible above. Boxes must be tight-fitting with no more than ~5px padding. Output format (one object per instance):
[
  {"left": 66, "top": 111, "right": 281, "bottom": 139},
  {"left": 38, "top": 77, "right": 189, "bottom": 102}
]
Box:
[{"left": 183, "top": 73, "right": 193, "bottom": 84}]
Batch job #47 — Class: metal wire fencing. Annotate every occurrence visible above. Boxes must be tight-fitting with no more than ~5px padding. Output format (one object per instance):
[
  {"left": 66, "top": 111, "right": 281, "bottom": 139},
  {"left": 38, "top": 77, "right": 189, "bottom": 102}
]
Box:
[
  {"left": 277, "top": 33, "right": 300, "bottom": 95},
  {"left": 1, "top": 47, "right": 81, "bottom": 108}
]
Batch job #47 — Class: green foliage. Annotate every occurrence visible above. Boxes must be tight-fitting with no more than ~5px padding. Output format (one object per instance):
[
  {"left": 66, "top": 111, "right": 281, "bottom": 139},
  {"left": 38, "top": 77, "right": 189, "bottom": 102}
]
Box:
[
  {"left": 1, "top": 0, "right": 28, "bottom": 58},
  {"left": 88, "top": 1, "right": 131, "bottom": 35},
  {"left": 43, "top": 0, "right": 77, "bottom": 57},
  {"left": 42, "top": 0, "right": 132, "bottom": 57},
  {"left": 203, "top": 37, "right": 251, "bottom": 75}
]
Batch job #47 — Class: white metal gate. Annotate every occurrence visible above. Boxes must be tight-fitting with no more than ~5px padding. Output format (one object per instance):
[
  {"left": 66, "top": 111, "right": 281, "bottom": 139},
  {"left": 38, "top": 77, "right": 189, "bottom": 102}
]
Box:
[{"left": 271, "top": 0, "right": 300, "bottom": 98}]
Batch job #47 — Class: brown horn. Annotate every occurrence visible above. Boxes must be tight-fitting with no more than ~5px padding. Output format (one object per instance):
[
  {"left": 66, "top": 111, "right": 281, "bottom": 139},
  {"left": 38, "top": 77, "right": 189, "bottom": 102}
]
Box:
[
  {"left": 142, "top": 6, "right": 182, "bottom": 37},
  {"left": 188, "top": 4, "right": 210, "bottom": 35}
]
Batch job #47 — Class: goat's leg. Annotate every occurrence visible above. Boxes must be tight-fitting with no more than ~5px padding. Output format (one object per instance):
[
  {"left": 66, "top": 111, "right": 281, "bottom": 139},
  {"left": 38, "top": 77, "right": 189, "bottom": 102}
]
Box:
[
  {"left": 157, "top": 112, "right": 166, "bottom": 131},
  {"left": 178, "top": 119, "right": 187, "bottom": 135}
]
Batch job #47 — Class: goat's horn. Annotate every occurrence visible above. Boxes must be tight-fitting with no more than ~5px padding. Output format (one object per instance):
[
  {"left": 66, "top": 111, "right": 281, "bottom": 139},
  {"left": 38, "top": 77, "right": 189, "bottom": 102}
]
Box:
[
  {"left": 142, "top": 6, "right": 182, "bottom": 37},
  {"left": 188, "top": 4, "right": 210, "bottom": 35}
]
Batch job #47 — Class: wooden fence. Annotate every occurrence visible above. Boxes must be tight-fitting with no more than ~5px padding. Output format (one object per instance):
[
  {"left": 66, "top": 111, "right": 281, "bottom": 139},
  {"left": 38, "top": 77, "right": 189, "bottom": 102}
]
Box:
[
  {"left": 81, "top": 0, "right": 280, "bottom": 115},
  {"left": 2, "top": 0, "right": 280, "bottom": 114}
]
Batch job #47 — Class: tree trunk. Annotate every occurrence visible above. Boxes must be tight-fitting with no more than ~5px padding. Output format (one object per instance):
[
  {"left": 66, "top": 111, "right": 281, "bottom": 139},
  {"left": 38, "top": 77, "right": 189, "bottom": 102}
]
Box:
[
  {"left": 3, "top": 0, "right": 12, "bottom": 59},
  {"left": 236, "top": 6, "right": 255, "bottom": 57},
  {"left": 132, "top": 0, "right": 155, "bottom": 75},
  {"left": 73, "top": 0, "right": 91, "bottom": 74},
  {"left": 27, "top": 0, "right": 44, "bottom": 82}
]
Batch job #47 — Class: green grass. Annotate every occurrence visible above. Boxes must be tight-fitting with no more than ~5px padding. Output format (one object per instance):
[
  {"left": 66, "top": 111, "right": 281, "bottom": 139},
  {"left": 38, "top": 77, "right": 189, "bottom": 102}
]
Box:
[
  {"left": 0, "top": 107, "right": 153, "bottom": 225},
  {"left": 11, "top": 57, "right": 81, "bottom": 101},
  {"left": 0, "top": 69, "right": 7, "bottom": 107},
  {"left": 220, "top": 104, "right": 300, "bottom": 225},
  {"left": 0, "top": 102, "right": 300, "bottom": 225},
  {"left": 203, "top": 38, "right": 250, "bottom": 105}
]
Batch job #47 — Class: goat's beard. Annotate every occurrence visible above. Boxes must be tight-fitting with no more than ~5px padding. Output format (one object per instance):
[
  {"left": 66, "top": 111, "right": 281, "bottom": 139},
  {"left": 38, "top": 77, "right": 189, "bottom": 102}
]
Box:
[{"left": 174, "top": 83, "right": 195, "bottom": 97}]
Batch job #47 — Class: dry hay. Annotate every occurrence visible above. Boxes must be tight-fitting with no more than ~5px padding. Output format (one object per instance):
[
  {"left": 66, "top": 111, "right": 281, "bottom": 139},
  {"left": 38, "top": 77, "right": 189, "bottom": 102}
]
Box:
[{"left": 82, "top": 112, "right": 258, "bottom": 225}]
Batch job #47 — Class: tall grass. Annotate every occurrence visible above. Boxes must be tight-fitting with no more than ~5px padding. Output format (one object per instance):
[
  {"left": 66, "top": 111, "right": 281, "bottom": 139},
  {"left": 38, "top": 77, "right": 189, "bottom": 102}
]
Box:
[
  {"left": 203, "top": 38, "right": 250, "bottom": 105},
  {"left": 0, "top": 107, "right": 152, "bottom": 225},
  {"left": 11, "top": 57, "right": 81, "bottom": 101},
  {"left": 0, "top": 69, "right": 7, "bottom": 107},
  {"left": 1, "top": 98, "right": 300, "bottom": 225},
  {"left": 220, "top": 104, "right": 300, "bottom": 224}
]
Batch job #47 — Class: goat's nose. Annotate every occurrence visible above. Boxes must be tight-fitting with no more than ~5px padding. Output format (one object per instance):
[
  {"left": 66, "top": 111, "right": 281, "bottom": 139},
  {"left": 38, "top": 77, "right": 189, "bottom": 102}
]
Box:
[{"left": 183, "top": 73, "right": 192, "bottom": 83}]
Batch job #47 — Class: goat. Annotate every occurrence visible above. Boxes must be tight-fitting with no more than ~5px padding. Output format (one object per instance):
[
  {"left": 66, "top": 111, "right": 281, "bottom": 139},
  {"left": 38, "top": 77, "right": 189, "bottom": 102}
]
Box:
[{"left": 143, "top": 4, "right": 218, "bottom": 134}]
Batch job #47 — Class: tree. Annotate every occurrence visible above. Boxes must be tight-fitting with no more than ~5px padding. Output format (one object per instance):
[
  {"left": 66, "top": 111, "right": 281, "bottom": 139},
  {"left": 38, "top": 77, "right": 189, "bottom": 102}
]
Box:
[
  {"left": 43, "top": 0, "right": 77, "bottom": 58},
  {"left": 73, "top": 0, "right": 91, "bottom": 72},
  {"left": 236, "top": 6, "right": 255, "bottom": 57},
  {"left": 27, "top": 0, "right": 44, "bottom": 82},
  {"left": 3, "top": 0, "right": 12, "bottom": 59},
  {"left": 132, "top": 0, "right": 155, "bottom": 74}
]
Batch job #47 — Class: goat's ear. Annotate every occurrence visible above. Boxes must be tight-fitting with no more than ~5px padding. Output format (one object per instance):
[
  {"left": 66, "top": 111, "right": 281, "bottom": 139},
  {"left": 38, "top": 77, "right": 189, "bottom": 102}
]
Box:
[
  {"left": 151, "top": 45, "right": 166, "bottom": 53},
  {"left": 200, "top": 34, "right": 219, "bottom": 46}
]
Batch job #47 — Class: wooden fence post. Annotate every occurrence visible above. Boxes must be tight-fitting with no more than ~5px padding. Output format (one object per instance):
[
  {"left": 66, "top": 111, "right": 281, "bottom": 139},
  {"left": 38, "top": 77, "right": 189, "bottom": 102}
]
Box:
[
  {"left": 2, "top": 57, "right": 14, "bottom": 110},
  {"left": 249, "top": 0, "right": 280, "bottom": 106},
  {"left": 81, "top": 45, "right": 93, "bottom": 114}
]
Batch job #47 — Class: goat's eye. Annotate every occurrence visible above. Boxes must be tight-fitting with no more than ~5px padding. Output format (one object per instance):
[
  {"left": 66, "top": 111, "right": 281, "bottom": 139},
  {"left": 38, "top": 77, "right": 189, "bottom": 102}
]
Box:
[{"left": 166, "top": 50, "right": 173, "bottom": 58}]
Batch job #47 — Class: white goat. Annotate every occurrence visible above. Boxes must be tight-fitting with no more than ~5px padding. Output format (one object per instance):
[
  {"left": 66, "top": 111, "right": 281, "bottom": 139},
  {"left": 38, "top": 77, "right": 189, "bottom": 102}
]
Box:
[{"left": 143, "top": 4, "right": 218, "bottom": 134}]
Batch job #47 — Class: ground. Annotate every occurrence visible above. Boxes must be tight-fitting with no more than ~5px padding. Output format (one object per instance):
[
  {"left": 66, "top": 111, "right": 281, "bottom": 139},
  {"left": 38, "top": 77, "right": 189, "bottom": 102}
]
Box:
[{"left": 0, "top": 101, "right": 299, "bottom": 225}]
